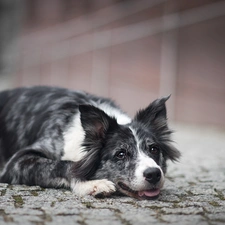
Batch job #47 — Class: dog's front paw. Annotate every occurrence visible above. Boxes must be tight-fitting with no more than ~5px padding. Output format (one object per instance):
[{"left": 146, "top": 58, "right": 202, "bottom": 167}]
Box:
[
  {"left": 71, "top": 179, "right": 116, "bottom": 197},
  {"left": 90, "top": 179, "right": 116, "bottom": 197}
]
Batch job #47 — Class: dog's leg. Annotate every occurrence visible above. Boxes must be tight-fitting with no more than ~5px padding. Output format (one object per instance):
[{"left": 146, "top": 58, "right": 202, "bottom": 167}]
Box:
[
  {"left": 0, "top": 149, "right": 116, "bottom": 197},
  {"left": 0, "top": 149, "right": 72, "bottom": 189}
]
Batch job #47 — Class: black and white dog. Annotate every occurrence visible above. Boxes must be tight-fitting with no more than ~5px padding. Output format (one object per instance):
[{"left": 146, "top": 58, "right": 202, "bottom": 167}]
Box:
[{"left": 0, "top": 86, "right": 180, "bottom": 199}]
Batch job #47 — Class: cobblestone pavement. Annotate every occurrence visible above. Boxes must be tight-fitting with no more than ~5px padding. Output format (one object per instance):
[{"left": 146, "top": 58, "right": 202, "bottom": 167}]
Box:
[{"left": 0, "top": 124, "right": 225, "bottom": 225}]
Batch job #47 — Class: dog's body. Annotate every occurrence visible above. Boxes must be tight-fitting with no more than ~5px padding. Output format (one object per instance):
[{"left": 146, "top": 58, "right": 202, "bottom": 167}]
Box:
[{"left": 0, "top": 86, "right": 180, "bottom": 199}]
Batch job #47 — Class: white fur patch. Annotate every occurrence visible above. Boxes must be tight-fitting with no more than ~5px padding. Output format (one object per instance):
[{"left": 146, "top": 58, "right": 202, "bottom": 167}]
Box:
[
  {"left": 62, "top": 113, "right": 86, "bottom": 162},
  {"left": 70, "top": 179, "right": 116, "bottom": 196},
  {"left": 95, "top": 102, "right": 131, "bottom": 125},
  {"left": 129, "top": 127, "right": 164, "bottom": 190}
]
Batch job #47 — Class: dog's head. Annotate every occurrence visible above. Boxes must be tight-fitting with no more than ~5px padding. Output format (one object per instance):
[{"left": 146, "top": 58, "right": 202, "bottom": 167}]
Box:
[{"left": 76, "top": 97, "right": 180, "bottom": 199}]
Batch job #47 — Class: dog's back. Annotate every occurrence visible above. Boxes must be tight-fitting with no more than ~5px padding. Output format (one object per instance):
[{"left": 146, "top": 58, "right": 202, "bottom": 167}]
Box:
[{"left": 0, "top": 86, "right": 129, "bottom": 164}]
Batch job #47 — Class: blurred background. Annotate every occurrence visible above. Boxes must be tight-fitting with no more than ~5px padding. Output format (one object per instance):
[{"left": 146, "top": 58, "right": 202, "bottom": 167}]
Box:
[{"left": 0, "top": 0, "right": 225, "bottom": 128}]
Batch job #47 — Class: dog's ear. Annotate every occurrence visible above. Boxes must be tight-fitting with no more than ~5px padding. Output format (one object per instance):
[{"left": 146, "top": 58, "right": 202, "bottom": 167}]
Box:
[
  {"left": 71, "top": 105, "right": 118, "bottom": 180},
  {"left": 134, "top": 96, "right": 181, "bottom": 162},
  {"left": 134, "top": 96, "right": 170, "bottom": 132},
  {"left": 79, "top": 104, "right": 117, "bottom": 140}
]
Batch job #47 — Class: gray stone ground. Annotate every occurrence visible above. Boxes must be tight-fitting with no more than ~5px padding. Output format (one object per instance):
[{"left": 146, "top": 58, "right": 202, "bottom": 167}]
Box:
[{"left": 0, "top": 124, "right": 225, "bottom": 225}]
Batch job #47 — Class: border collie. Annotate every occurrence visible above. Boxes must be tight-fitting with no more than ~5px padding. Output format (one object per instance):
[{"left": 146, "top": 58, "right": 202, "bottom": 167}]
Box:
[{"left": 0, "top": 86, "right": 180, "bottom": 199}]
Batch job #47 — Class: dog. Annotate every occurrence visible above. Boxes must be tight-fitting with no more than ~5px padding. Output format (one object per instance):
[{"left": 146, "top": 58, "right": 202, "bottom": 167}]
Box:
[{"left": 0, "top": 86, "right": 180, "bottom": 199}]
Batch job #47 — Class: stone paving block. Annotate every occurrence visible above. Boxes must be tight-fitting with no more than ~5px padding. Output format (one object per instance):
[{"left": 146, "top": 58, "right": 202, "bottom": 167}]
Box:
[{"left": 162, "top": 214, "right": 208, "bottom": 225}]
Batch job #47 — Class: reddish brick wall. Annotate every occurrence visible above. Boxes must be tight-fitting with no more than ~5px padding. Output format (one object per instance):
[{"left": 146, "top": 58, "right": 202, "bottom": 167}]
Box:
[{"left": 11, "top": 0, "right": 225, "bottom": 128}]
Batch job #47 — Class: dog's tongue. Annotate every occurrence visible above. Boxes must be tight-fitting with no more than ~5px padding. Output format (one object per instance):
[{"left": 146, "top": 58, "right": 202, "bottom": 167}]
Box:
[{"left": 138, "top": 189, "right": 160, "bottom": 197}]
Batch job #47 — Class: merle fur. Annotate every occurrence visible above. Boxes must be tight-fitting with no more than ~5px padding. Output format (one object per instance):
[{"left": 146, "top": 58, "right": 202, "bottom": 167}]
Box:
[{"left": 0, "top": 86, "right": 180, "bottom": 195}]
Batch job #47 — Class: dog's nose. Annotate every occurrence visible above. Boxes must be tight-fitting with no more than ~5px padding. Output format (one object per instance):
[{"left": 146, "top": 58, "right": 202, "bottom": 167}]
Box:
[{"left": 143, "top": 167, "right": 161, "bottom": 184}]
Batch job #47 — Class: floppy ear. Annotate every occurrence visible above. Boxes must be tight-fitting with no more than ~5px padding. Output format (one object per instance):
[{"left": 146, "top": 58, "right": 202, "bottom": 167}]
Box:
[
  {"left": 134, "top": 96, "right": 170, "bottom": 133},
  {"left": 79, "top": 104, "right": 117, "bottom": 140},
  {"left": 74, "top": 105, "right": 118, "bottom": 179}
]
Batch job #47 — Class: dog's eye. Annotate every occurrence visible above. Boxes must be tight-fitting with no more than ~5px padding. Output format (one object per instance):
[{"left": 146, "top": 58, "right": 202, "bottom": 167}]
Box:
[
  {"left": 149, "top": 145, "right": 160, "bottom": 155},
  {"left": 115, "top": 150, "right": 126, "bottom": 160}
]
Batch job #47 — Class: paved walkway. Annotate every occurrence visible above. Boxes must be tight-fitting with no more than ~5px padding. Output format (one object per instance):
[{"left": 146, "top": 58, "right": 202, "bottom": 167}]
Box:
[{"left": 0, "top": 124, "right": 225, "bottom": 225}]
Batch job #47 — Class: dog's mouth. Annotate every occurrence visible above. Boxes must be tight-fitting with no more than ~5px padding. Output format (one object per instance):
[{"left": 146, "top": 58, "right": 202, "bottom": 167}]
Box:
[{"left": 117, "top": 182, "right": 160, "bottom": 200}]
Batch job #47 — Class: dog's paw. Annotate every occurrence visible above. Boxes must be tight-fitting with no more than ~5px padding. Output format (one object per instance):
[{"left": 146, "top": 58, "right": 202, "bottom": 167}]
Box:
[
  {"left": 71, "top": 179, "right": 116, "bottom": 197},
  {"left": 89, "top": 179, "right": 116, "bottom": 197}
]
